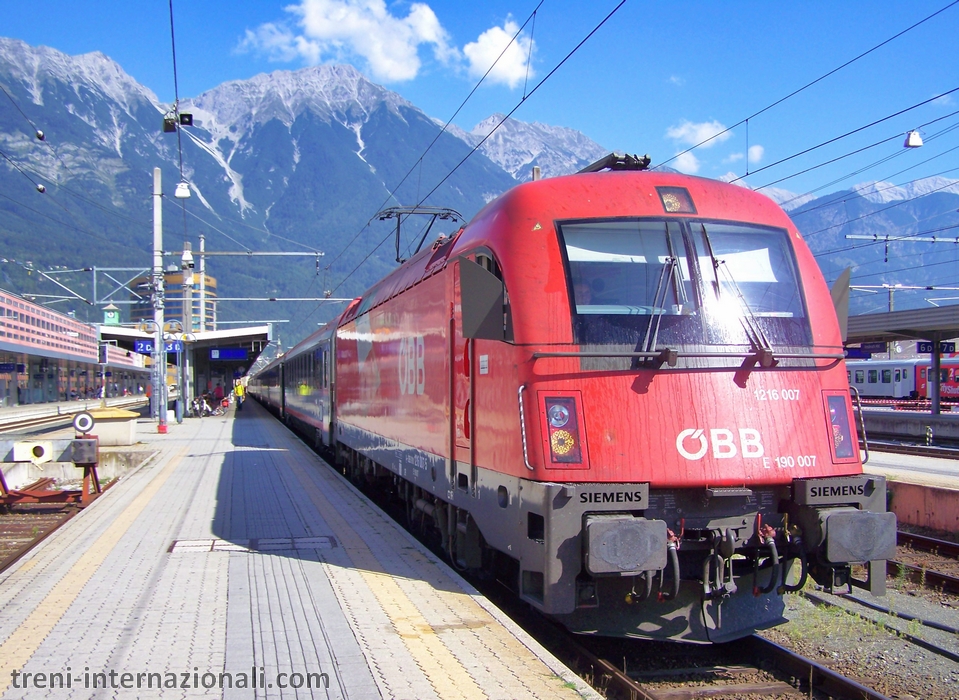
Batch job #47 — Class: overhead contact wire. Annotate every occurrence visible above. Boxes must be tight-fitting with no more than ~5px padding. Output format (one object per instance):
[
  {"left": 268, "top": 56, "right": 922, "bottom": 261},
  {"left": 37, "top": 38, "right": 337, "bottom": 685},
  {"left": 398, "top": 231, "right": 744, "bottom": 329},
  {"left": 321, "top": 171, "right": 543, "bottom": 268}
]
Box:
[
  {"left": 656, "top": 0, "right": 959, "bottom": 169},
  {"left": 329, "top": 0, "right": 627, "bottom": 296},
  {"left": 322, "top": 1, "right": 545, "bottom": 274}
]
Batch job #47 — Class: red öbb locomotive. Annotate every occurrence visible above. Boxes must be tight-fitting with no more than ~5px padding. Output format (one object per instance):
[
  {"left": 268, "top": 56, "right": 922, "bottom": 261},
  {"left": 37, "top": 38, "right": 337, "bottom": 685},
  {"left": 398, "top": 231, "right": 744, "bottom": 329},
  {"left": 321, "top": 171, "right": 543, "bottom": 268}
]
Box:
[{"left": 250, "top": 156, "right": 896, "bottom": 643}]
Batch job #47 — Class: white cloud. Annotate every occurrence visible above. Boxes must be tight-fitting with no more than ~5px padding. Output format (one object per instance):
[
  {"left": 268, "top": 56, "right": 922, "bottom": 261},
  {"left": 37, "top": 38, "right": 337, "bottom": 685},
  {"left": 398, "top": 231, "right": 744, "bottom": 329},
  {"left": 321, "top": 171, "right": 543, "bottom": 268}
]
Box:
[
  {"left": 666, "top": 120, "right": 731, "bottom": 148},
  {"left": 668, "top": 75, "right": 685, "bottom": 86},
  {"left": 463, "top": 19, "right": 535, "bottom": 89},
  {"left": 239, "top": 0, "right": 457, "bottom": 82},
  {"left": 933, "top": 93, "right": 954, "bottom": 106},
  {"left": 748, "top": 144, "right": 764, "bottom": 164},
  {"left": 673, "top": 151, "right": 700, "bottom": 174},
  {"left": 723, "top": 152, "right": 744, "bottom": 164}
]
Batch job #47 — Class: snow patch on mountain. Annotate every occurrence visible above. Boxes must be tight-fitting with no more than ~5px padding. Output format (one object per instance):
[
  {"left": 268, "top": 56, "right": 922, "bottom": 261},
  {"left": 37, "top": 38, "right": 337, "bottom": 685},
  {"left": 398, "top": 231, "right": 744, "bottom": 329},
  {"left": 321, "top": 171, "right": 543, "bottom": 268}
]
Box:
[
  {"left": 448, "top": 113, "right": 608, "bottom": 181},
  {"left": 853, "top": 177, "right": 959, "bottom": 203},
  {"left": 180, "top": 128, "right": 252, "bottom": 214},
  {"left": 760, "top": 187, "right": 816, "bottom": 211},
  {"left": 184, "top": 64, "right": 414, "bottom": 151},
  {"left": 0, "top": 37, "right": 159, "bottom": 118}
]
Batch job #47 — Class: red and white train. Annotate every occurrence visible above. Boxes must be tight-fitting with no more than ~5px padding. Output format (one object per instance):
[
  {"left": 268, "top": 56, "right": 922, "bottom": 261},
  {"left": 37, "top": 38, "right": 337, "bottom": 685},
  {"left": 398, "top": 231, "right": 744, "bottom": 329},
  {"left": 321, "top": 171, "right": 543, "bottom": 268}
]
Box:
[
  {"left": 250, "top": 158, "right": 896, "bottom": 643},
  {"left": 846, "top": 357, "right": 959, "bottom": 402}
]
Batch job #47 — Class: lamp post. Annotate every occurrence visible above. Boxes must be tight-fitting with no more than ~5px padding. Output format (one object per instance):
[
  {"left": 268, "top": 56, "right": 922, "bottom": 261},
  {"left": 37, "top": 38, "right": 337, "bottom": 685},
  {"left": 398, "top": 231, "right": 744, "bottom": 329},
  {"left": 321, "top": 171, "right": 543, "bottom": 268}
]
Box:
[
  {"left": 181, "top": 242, "right": 195, "bottom": 413},
  {"left": 152, "top": 168, "right": 167, "bottom": 433}
]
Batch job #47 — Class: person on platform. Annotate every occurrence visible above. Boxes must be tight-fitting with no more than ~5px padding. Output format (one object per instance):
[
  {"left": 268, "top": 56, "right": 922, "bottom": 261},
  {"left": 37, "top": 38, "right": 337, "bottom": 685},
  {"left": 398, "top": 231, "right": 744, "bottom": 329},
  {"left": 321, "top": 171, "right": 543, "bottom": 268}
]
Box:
[
  {"left": 234, "top": 381, "right": 245, "bottom": 411},
  {"left": 213, "top": 383, "right": 224, "bottom": 402}
]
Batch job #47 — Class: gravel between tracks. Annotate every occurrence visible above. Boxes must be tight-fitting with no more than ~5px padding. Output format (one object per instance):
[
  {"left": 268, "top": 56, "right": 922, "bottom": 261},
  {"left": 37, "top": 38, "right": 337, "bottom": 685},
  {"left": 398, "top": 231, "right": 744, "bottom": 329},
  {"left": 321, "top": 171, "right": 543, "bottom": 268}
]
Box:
[{"left": 760, "top": 584, "right": 959, "bottom": 700}]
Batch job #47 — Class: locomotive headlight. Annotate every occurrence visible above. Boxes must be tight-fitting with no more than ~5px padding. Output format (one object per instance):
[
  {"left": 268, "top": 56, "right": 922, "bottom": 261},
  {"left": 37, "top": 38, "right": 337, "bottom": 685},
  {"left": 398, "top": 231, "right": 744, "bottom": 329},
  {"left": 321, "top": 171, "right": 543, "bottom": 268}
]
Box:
[
  {"left": 551, "top": 430, "right": 575, "bottom": 455},
  {"left": 543, "top": 396, "right": 584, "bottom": 464},
  {"left": 548, "top": 404, "right": 570, "bottom": 428}
]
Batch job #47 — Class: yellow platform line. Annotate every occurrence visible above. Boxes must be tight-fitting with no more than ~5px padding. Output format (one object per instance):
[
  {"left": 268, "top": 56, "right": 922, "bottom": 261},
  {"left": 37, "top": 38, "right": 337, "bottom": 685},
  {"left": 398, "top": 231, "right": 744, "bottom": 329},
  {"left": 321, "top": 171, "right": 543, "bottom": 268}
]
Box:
[
  {"left": 0, "top": 446, "right": 187, "bottom": 696},
  {"left": 281, "top": 450, "right": 487, "bottom": 700}
]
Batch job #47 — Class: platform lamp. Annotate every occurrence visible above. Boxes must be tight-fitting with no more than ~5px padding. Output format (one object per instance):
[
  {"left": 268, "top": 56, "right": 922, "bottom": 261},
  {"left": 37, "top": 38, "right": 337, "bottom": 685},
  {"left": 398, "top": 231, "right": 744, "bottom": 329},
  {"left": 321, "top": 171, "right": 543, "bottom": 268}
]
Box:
[
  {"left": 152, "top": 168, "right": 168, "bottom": 434},
  {"left": 904, "top": 130, "right": 923, "bottom": 148},
  {"left": 181, "top": 243, "right": 195, "bottom": 412}
]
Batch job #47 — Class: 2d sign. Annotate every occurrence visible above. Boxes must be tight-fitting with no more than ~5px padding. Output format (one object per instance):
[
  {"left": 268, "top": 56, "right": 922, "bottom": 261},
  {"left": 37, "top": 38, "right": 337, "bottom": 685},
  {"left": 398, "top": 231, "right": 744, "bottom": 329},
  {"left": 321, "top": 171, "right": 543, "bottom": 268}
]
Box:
[{"left": 134, "top": 340, "right": 183, "bottom": 354}]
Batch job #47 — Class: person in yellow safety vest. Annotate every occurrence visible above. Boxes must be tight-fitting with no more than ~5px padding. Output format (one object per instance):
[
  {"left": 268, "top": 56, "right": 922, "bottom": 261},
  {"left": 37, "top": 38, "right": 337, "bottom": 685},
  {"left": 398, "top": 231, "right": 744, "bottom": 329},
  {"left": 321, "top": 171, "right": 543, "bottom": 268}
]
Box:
[
  {"left": 298, "top": 381, "right": 310, "bottom": 396},
  {"left": 234, "top": 381, "right": 245, "bottom": 411}
]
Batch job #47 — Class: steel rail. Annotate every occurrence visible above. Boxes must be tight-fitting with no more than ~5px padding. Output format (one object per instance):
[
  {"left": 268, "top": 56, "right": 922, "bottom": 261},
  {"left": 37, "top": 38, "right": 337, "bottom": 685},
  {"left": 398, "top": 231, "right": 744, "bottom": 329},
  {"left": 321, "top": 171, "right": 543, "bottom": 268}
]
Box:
[
  {"left": 868, "top": 441, "right": 959, "bottom": 459},
  {"left": 0, "top": 398, "right": 148, "bottom": 434},
  {"left": 745, "top": 636, "right": 891, "bottom": 700},
  {"left": 898, "top": 531, "right": 959, "bottom": 559},
  {"left": 0, "top": 508, "right": 79, "bottom": 575},
  {"left": 888, "top": 560, "right": 959, "bottom": 596},
  {"left": 802, "top": 591, "right": 959, "bottom": 664}
]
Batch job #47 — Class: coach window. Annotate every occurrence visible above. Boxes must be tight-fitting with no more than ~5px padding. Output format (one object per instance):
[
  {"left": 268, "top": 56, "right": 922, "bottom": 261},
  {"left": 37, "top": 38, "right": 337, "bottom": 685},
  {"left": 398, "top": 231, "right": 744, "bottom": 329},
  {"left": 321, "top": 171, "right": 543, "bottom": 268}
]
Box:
[
  {"left": 867, "top": 370, "right": 877, "bottom": 383},
  {"left": 895, "top": 369, "right": 901, "bottom": 382},
  {"left": 881, "top": 369, "right": 891, "bottom": 383},
  {"left": 855, "top": 369, "right": 864, "bottom": 383}
]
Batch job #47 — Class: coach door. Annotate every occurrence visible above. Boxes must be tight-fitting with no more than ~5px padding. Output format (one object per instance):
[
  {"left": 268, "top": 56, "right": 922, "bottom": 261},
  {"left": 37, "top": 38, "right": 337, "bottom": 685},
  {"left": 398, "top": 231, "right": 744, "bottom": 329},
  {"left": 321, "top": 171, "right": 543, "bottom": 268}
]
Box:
[{"left": 451, "top": 260, "right": 474, "bottom": 494}]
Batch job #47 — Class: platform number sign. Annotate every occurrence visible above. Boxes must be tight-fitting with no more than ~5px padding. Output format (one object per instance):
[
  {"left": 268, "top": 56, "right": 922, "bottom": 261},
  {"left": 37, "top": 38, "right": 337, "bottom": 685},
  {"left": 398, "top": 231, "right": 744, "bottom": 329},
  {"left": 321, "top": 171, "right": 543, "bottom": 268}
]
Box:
[{"left": 917, "top": 341, "right": 956, "bottom": 354}]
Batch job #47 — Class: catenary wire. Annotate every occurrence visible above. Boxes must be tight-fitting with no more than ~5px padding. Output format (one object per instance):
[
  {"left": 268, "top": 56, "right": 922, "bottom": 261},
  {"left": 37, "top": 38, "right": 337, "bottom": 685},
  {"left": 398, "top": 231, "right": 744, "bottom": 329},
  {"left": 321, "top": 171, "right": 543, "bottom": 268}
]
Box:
[
  {"left": 328, "top": 0, "right": 627, "bottom": 296},
  {"left": 727, "top": 87, "right": 959, "bottom": 185},
  {"left": 656, "top": 0, "right": 959, "bottom": 169},
  {"left": 754, "top": 107, "right": 959, "bottom": 193},
  {"left": 321, "top": 1, "right": 546, "bottom": 274},
  {"left": 807, "top": 176, "right": 959, "bottom": 246}
]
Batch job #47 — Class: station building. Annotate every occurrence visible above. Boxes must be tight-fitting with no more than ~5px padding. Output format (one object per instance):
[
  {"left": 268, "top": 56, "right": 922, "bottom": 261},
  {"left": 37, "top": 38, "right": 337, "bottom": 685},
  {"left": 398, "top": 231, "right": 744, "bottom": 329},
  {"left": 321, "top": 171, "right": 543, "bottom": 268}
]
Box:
[
  {"left": 128, "top": 271, "right": 218, "bottom": 331},
  {"left": 0, "top": 289, "right": 149, "bottom": 407}
]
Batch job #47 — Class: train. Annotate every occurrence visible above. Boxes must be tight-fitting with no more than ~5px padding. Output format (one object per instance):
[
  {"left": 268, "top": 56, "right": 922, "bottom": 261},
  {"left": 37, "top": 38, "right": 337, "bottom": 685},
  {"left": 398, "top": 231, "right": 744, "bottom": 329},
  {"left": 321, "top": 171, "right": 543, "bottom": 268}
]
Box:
[
  {"left": 249, "top": 156, "right": 896, "bottom": 643},
  {"left": 846, "top": 357, "right": 959, "bottom": 402}
]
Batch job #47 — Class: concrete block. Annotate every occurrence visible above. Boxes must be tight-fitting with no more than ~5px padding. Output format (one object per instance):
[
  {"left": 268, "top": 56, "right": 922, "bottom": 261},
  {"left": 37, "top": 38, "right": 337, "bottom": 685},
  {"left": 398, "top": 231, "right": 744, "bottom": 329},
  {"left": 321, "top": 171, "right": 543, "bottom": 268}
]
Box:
[{"left": 89, "top": 408, "right": 139, "bottom": 446}]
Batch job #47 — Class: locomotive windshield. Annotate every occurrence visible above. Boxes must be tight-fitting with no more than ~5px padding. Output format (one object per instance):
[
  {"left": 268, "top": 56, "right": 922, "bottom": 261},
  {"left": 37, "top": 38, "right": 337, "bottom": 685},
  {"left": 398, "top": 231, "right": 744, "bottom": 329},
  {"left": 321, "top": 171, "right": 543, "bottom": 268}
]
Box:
[{"left": 560, "top": 219, "right": 811, "bottom": 349}]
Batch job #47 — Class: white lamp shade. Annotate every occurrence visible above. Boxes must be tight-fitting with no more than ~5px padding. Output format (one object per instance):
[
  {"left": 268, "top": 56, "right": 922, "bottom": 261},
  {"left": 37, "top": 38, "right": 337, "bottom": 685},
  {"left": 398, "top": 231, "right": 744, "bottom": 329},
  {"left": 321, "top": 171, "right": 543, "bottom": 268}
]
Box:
[
  {"left": 904, "top": 131, "right": 923, "bottom": 148},
  {"left": 174, "top": 181, "right": 191, "bottom": 198}
]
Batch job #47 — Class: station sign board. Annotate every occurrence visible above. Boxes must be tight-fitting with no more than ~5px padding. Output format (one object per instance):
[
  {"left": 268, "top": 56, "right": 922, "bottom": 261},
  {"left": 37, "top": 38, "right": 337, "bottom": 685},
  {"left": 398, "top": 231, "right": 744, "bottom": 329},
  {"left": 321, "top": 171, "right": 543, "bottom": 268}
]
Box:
[
  {"left": 917, "top": 341, "right": 957, "bottom": 354},
  {"left": 859, "top": 341, "right": 888, "bottom": 353},
  {"left": 210, "top": 348, "right": 248, "bottom": 361},
  {"left": 843, "top": 348, "right": 871, "bottom": 359},
  {"left": 134, "top": 340, "right": 184, "bottom": 354}
]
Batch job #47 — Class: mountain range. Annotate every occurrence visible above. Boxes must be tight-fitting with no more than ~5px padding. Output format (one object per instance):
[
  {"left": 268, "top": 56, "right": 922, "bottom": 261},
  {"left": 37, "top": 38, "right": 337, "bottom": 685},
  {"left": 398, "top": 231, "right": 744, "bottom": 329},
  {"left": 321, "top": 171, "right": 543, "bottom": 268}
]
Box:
[{"left": 1, "top": 36, "right": 957, "bottom": 342}]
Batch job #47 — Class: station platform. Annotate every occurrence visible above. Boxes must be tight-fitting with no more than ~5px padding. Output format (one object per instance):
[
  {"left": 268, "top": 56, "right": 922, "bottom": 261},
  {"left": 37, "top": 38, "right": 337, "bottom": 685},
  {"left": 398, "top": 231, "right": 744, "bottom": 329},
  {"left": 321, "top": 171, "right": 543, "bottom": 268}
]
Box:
[
  {"left": 0, "top": 400, "right": 596, "bottom": 699},
  {"left": 865, "top": 450, "right": 959, "bottom": 490}
]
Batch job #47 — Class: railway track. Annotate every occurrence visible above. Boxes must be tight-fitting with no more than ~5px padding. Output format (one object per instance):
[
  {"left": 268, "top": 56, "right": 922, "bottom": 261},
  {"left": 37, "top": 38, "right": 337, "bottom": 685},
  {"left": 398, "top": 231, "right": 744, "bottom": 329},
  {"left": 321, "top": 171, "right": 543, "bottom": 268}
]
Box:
[
  {"left": 866, "top": 440, "right": 959, "bottom": 459},
  {"left": 503, "top": 602, "right": 891, "bottom": 700},
  {"left": 800, "top": 590, "right": 959, "bottom": 665},
  {"left": 0, "top": 398, "right": 147, "bottom": 435},
  {"left": 891, "top": 530, "right": 959, "bottom": 596},
  {"left": 580, "top": 635, "right": 889, "bottom": 699},
  {"left": 0, "top": 505, "right": 78, "bottom": 575}
]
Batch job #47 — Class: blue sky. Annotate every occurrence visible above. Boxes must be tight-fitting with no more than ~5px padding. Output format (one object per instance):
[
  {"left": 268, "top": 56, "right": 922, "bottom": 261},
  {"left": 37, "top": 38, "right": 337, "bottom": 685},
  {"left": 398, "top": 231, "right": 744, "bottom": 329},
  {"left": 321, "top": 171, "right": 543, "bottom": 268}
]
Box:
[{"left": 5, "top": 0, "right": 959, "bottom": 198}]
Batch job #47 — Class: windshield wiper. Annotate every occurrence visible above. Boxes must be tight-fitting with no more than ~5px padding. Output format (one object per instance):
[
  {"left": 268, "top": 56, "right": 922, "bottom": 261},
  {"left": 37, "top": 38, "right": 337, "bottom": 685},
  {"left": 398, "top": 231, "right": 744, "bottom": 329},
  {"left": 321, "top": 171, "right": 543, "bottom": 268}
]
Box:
[
  {"left": 699, "top": 223, "right": 776, "bottom": 368},
  {"left": 640, "top": 255, "right": 676, "bottom": 355},
  {"left": 636, "top": 225, "right": 685, "bottom": 366}
]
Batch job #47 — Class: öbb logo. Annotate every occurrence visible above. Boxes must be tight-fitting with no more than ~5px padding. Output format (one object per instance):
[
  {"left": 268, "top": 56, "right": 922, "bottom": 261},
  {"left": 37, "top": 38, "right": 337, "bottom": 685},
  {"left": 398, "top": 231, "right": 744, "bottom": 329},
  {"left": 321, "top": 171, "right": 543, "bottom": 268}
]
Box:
[
  {"left": 676, "top": 428, "right": 765, "bottom": 460},
  {"left": 398, "top": 336, "right": 425, "bottom": 396}
]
